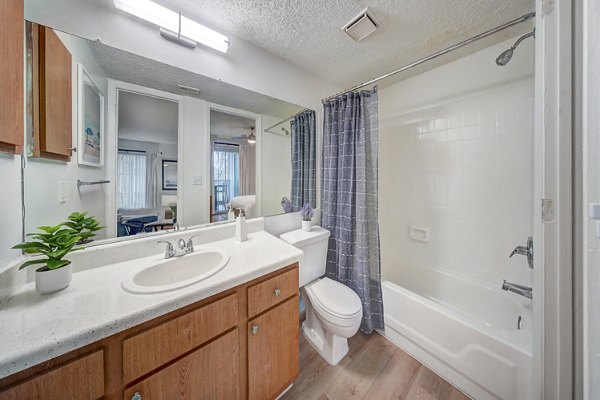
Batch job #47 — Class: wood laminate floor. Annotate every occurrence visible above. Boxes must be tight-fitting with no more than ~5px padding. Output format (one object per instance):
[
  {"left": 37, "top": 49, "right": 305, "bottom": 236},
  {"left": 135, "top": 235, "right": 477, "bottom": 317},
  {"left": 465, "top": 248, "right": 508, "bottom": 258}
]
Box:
[{"left": 282, "top": 331, "right": 470, "bottom": 400}]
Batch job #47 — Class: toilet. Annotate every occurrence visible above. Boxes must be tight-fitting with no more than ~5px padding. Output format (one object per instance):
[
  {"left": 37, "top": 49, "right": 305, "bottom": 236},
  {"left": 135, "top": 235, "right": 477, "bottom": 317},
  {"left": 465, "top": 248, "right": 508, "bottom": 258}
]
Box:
[{"left": 280, "top": 226, "right": 362, "bottom": 365}]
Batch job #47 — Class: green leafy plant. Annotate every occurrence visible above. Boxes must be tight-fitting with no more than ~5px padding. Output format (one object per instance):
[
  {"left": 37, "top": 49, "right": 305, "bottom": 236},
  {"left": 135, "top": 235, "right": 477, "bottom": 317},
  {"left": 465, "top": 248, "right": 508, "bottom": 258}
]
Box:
[
  {"left": 63, "top": 211, "right": 105, "bottom": 244},
  {"left": 13, "top": 224, "right": 82, "bottom": 270}
]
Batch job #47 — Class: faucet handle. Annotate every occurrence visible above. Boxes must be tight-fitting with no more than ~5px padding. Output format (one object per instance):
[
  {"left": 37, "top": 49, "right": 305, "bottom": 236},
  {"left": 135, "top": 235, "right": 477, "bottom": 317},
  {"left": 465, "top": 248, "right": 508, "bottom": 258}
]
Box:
[
  {"left": 157, "top": 240, "right": 175, "bottom": 259},
  {"left": 185, "top": 234, "right": 202, "bottom": 253}
]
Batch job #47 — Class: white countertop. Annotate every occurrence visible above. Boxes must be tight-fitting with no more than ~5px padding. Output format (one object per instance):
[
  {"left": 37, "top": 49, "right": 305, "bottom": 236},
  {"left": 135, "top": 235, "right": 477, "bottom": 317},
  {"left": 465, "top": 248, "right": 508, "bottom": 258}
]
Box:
[{"left": 0, "top": 231, "right": 303, "bottom": 379}]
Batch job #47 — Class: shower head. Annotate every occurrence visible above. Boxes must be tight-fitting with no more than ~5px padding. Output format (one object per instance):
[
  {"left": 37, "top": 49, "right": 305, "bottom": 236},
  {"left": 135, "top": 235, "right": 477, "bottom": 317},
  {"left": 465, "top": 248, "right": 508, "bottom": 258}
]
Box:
[
  {"left": 496, "top": 48, "right": 514, "bottom": 66},
  {"left": 496, "top": 29, "right": 535, "bottom": 66}
]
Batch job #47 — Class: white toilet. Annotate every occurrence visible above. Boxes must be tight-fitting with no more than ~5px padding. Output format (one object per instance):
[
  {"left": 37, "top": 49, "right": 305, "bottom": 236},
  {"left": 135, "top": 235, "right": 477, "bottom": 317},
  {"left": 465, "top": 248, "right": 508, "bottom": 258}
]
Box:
[{"left": 280, "top": 226, "right": 363, "bottom": 366}]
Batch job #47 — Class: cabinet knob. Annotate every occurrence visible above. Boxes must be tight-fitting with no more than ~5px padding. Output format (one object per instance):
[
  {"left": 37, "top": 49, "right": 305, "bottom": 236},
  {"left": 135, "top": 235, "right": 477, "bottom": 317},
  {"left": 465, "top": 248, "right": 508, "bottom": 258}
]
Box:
[
  {"left": 131, "top": 392, "right": 142, "bottom": 400},
  {"left": 251, "top": 324, "right": 259, "bottom": 334},
  {"left": 274, "top": 288, "right": 281, "bottom": 297}
]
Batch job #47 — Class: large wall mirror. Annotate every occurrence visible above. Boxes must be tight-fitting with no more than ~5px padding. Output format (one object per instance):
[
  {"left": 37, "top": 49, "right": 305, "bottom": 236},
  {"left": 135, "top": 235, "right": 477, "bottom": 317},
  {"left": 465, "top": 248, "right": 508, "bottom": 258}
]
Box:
[{"left": 22, "top": 22, "right": 317, "bottom": 245}]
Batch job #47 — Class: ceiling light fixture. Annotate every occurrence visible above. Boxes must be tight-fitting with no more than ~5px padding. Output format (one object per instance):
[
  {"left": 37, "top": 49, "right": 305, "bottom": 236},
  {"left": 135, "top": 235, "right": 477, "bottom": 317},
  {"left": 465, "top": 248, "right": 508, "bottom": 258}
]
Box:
[
  {"left": 113, "top": 0, "right": 229, "bottom": 53},
  {"left": 248, "top": 127, "right": 256, "bottom": 144}
]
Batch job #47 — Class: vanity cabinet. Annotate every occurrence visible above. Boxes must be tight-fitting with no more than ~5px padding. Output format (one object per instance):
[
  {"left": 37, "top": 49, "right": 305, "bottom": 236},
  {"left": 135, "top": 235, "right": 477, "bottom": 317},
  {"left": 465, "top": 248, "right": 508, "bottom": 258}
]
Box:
[
  {"left": 31, "top": 23, "right": 72, "bottom": 160},
  {"left": 248, "top": 297, "right": 299, "bottom": 400},
  {"left": 0, "top": 0, "right": 24, "bottom": 154},
  {"left": 0, "top": 350, "right": 104, "bottom": 400},
  {"left": 0, "top": 264, "right": 299, "bottom": 400}
]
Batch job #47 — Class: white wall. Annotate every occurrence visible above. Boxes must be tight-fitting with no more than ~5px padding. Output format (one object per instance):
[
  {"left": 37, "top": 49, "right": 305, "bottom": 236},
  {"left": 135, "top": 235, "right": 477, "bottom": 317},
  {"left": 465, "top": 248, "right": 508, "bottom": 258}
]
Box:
[
  {"left": 261, "top": 115, "right": 292, "bottom": 217},
  {"left": 379, "top": 37, "right": 534, "bottom": 290},
  {"left": 179, "top": 96, "right": 209, "bottom": 227},
  {"left": 24, "top": 31, "right": 108, "bottom": 239},
  {"left": 0, "top": 155, "right": 23, "bottom": 265}
]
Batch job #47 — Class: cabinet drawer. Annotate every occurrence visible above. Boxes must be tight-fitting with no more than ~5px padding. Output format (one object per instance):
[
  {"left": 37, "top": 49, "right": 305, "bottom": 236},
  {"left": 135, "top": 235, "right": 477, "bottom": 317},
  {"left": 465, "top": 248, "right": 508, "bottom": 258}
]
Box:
[
  {"left": 0, "top": 350, "right": 104, "bottom": 400},
  {"left": 123, "top": 293, "right": 238, "bottom": 383},
  {"left": 248, "top": 267, "right": 298, "bottom": 318},
  {"left": 124, "top": 330, "right": 239, "bottom": 400}
]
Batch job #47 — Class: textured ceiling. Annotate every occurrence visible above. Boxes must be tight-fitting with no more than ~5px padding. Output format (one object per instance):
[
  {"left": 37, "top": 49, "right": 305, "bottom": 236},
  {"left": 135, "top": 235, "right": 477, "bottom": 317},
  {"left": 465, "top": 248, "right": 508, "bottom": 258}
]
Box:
[
  {"left": 118, "top": 91, "right": 178, "bottom": 144},
  {"left": 210, "top": 110, "right": 255, "bottom": 139},
  {"left": 87, "top": 40, "right": 304, "bottom": 119},
  {"left": 151, "top": 0, "right": 534, "bottom": 88}
]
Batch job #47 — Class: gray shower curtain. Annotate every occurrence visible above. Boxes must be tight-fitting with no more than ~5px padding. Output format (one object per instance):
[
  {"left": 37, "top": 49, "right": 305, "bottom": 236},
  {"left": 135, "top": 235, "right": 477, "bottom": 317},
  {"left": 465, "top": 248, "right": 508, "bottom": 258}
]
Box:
[
  {"left": 290, "top": 110, "right": 317, "bottom": 210},
  {"left": 321, "top": 87, "right": 384, "bottom": 333}
]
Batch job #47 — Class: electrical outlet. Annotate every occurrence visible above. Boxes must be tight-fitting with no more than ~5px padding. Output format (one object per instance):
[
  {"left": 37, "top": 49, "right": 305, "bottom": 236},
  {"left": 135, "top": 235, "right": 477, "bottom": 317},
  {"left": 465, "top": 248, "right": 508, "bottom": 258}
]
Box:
[{"left": 193, "top": 176, "right": 202, "bottom": 185}]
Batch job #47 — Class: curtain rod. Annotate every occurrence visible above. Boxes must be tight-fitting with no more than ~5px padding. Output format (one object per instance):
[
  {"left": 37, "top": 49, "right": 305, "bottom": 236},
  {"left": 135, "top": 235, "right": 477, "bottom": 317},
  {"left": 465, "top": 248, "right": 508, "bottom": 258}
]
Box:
[
  {"left": 322, "top": 11, "right": 535, "bottom": 103},
  {"left": 263, "top": 109, "right": 308, "bottom": 133}
]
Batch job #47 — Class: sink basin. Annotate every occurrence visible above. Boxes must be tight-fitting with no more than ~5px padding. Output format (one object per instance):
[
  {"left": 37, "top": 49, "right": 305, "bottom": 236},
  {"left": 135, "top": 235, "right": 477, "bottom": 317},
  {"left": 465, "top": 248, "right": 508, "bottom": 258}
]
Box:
[{"left": 122, "top": 248, "right": 230, "bottom": 294}]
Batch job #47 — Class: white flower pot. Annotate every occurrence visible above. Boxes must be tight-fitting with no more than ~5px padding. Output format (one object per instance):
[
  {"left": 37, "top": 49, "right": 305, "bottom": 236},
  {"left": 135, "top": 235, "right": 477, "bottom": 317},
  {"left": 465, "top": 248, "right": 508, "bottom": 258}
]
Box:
[
  {"left": 302, "top": 220, "right": 312, "bottom": 232},
  {"left": 35, "top": 264, "right": 72, "bottom": 295}
]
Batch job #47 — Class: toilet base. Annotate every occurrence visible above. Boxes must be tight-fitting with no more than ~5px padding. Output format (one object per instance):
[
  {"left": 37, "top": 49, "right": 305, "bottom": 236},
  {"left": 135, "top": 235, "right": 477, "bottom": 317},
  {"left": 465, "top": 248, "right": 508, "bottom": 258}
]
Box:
[{"left": 302, "top": 320, "right": 349, "bottom": 366}]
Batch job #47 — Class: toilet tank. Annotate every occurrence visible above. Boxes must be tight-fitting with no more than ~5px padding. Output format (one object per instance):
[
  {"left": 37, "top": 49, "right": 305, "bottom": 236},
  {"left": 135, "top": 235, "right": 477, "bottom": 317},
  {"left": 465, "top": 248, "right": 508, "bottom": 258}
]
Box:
[{"left": 280, "top": 227, "right": 331, "bottom": 287}]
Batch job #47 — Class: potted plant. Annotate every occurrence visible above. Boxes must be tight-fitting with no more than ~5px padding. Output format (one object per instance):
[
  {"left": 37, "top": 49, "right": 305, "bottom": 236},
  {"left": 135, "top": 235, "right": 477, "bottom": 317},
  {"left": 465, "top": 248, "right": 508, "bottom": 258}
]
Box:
[
  {"left": 13, "top": 213, "right": 104, "bottom": 295},
  {"left": 63, "top": 211, "right": 105, "bottom": 244},
  {"left": 300, "top": 202, "right": 314, "bottom": 231},
  {"left": 168, "top": 202, "right": 178, "bottom": 223}
]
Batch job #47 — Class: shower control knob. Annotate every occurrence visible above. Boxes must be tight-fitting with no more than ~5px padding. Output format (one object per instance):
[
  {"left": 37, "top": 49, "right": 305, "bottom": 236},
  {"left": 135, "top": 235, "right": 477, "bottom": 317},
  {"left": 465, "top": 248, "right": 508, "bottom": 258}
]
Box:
[
  {"left": 251, "top": 325, "right": 259, "bottom": 334},
  {"left": 274, "top": 288, "right": 281, "bottom": 297}
]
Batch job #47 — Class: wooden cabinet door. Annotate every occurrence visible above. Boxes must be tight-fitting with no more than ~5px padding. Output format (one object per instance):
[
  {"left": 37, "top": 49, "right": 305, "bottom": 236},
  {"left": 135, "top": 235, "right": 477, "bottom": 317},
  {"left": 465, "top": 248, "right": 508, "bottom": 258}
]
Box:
[
  {"left": 248, "top": 296, "right": 299, "bottom": 400},
  {"left": 0, "top": 350, "right": 104, "bottom": 400},
  {"left": 34, "top": 24, "right": 72, "bottom": 160},
  {"left": 0, "top": 0, "right": 24, "bottom": 154},
  {"left": 123, "top": 330, "right": 240, "bottom": 400}
]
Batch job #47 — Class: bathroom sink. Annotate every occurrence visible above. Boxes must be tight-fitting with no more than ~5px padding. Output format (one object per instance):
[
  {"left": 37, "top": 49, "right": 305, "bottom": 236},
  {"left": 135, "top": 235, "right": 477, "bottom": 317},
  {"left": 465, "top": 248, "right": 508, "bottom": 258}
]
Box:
[{"left": 121, "top": 248, "right": 230, "bottom": 294}]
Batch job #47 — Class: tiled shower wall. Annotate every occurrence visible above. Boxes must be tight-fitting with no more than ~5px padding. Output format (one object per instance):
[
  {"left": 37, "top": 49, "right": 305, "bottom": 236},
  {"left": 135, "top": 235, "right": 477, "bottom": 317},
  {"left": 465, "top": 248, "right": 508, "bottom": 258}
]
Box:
[{"left": 380, "top": 82, "right": 534, "bottom": 288}]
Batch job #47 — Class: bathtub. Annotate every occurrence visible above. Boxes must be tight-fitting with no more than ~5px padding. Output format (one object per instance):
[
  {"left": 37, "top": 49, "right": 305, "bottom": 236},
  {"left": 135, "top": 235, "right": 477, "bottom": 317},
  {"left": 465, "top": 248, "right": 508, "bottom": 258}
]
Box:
[{"left": 380, "top": 267, "right": 532, "bottom": 400}]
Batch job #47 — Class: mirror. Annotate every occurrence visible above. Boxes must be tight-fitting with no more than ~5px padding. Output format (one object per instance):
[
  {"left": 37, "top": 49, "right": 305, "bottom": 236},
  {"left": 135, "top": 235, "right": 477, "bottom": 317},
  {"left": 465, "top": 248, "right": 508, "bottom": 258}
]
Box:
[{"left": 22, "top": 23, "right": 317, "bottom": 244}]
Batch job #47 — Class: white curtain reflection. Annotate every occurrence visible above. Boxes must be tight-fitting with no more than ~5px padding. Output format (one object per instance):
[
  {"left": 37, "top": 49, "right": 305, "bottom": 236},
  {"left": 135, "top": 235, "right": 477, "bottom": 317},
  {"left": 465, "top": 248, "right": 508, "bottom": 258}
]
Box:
[{"left": 117, "top": 151, "right": 147, "bottom": 209}]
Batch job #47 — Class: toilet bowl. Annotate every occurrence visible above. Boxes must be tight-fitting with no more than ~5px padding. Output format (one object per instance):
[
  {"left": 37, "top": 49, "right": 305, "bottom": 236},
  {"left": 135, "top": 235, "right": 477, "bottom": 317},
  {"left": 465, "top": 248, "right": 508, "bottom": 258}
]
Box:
[
  {"left": 302, "top": 277, "right": 362, "bottom": 365},
  {"left": 280, "top": 227, "right": 363, "bottom": 365}
]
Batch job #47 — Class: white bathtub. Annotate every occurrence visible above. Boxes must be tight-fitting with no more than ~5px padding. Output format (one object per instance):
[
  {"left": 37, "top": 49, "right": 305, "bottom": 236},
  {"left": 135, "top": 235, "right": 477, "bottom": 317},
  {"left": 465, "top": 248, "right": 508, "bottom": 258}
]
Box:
[{"left": 381, "top": 267, "right": 532, "bottom": 400}]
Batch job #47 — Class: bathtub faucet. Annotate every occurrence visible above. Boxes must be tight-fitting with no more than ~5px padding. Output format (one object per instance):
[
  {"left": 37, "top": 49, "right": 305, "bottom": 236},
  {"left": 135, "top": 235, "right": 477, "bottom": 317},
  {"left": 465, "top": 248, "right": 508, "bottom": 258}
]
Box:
[{"left": 502, "top": 280, "right": 532, "bottom": 299}]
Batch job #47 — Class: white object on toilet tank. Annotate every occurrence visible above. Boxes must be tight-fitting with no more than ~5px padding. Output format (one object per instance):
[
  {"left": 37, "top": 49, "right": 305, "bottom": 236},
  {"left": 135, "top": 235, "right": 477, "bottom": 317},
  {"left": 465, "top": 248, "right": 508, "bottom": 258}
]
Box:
[{"left": 280, "top": 226, "right": 330, "bottom": 287}]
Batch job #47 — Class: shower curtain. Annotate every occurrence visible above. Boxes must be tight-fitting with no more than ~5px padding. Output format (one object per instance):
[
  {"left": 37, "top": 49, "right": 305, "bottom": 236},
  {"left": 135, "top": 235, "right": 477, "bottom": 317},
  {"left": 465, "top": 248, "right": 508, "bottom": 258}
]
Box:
[
  {"left": 290, "top": 110, "right": 317, "bottom": 210},
  {"left": 321, "top": 87, "right": 384, "bottom": 333}
]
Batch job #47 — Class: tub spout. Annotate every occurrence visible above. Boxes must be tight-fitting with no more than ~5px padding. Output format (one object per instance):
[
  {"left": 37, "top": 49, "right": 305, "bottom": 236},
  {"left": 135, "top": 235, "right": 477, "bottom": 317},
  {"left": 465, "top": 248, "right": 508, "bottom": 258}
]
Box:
[{"left": 502, "top": 280, "right": 532, "bottom": 299}]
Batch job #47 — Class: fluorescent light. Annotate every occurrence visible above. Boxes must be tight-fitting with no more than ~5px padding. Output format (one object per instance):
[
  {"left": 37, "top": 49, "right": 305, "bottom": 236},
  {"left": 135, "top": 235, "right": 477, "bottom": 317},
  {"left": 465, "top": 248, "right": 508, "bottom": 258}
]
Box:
[{"left": 113, "top": 0, "right": 229, "bottom": 53}]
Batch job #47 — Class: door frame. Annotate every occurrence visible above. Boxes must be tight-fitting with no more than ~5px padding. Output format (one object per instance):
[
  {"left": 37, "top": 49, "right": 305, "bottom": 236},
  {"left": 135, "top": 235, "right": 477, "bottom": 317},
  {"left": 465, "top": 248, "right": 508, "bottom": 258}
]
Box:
[
  {"left": 532, "top": 0, "right": 574, "bottom": 398},
  {"left": 205, "top": 102, "right": 262, "bottom": 221},
  {"left": 105, "top": 79, "right": 184, "bottom": 238}
]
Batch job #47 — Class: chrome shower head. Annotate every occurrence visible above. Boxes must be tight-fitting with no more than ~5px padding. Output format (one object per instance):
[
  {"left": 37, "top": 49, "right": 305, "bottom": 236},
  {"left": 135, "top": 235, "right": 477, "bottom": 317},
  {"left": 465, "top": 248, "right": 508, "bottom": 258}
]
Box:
[
  {"left": 496, "top": 29, "right": 535, "bottom": 66},
  {"left": 496, "top": 48, "right": 514, "bottom": 66}
]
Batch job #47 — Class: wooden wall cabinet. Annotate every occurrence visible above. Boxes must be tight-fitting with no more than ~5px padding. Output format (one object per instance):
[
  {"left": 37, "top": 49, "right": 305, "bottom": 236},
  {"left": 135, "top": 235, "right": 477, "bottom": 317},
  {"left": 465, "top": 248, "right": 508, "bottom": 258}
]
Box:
[
  {"left": 0, "top": 264, "right": 299, "bottom": 400},
  {"left": 0, "top": 0, "right": 24, "bottom": 154},
  {"left": 31, "top": 23, "right": 73, "bottom": 161}
]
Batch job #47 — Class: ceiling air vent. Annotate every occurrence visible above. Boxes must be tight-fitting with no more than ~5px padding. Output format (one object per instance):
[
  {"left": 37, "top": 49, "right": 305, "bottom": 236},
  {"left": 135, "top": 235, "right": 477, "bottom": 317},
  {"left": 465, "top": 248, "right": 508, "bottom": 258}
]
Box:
[
  {"left": 177, "top": 84, "right": 200, "bottom": 95},
  {"left": 342, "top": 8, "right": 380, "bottom": 42}
]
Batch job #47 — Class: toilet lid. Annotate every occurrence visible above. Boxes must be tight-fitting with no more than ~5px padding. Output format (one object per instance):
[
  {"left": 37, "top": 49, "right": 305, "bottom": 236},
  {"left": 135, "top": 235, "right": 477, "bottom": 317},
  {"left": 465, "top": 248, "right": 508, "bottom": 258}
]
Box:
[{"left": 308, "top": 278, "right": 362, "bottom": 318}]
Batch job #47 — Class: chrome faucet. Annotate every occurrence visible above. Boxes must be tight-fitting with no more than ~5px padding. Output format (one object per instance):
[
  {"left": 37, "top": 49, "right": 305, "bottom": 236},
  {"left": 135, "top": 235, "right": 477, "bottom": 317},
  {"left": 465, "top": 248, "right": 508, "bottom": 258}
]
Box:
[
  {"left": 157, "top": 240, "right": 176, "bottom": 259},
  {"left": 157, "top": 238, "right": 190, "bottom": 259},
  {"left": 509, "top": 236, "right": 533, "bottom": 269},
  {"left": 185, "top": 234, "right": 203, "bottom": 253},
  {"left": 502, "top": 280, "right": 532, "bottom": 299}
]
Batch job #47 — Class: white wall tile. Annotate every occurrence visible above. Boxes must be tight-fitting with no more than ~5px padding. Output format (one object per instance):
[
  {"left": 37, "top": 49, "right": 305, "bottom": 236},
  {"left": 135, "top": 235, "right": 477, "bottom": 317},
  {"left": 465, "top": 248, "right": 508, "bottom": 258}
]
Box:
[{"left": 380, "top": 82, "right": 534, "bottom": 288}]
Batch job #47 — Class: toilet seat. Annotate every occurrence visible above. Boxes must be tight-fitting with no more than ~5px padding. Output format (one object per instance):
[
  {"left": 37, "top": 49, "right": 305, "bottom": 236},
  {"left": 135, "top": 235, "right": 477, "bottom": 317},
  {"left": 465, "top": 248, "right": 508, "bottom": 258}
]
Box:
[{"left": 305, "top": 278, "right": 362, "bottom": 327}]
